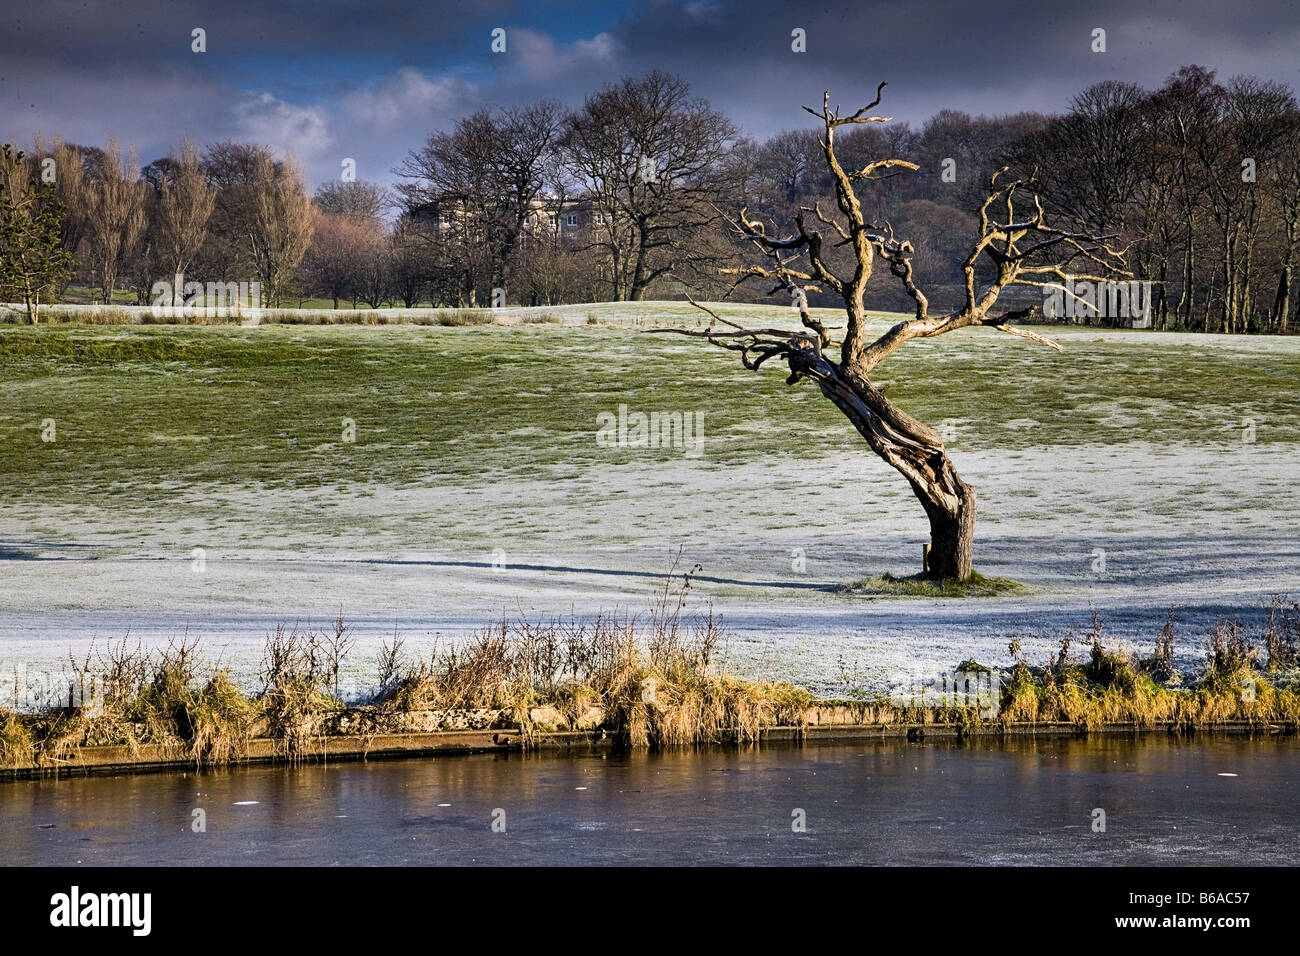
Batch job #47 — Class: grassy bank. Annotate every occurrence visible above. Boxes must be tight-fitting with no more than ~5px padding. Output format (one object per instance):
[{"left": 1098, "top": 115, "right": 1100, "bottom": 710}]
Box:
[
  {"left": 0, "top": 576, "right": 812, "bottom": 768},
  {"left": 3, "top": 594, "right": 1298, "bottom": 774},
  {"left": 2, "top": 302, "right": 572, "bottom": 327},
  {"left": 995, "top": 603, "right": 1300, "bottom": 729}
]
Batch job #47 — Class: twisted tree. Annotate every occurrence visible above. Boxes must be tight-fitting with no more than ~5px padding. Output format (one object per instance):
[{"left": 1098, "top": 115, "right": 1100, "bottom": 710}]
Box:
[{"left": 655, "top": 85, "right": 1127, "bottom": 581}]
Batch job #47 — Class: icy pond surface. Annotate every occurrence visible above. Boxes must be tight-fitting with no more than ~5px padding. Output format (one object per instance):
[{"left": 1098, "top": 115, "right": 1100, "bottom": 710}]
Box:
[{"left": 3, "top": 735, "right": 1297, "bottom": 866}]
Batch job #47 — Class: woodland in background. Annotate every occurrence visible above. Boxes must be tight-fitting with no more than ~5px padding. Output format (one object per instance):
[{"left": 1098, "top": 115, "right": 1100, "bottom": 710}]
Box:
[{"left": 3, "top": 64, "right": 1299, "bottom": 332}]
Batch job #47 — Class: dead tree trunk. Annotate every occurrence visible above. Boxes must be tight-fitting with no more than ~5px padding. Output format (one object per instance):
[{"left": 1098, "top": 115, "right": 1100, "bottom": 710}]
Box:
[
  {"left": 827, "top": 372, "right": 976, "bottom": 581},
  {"left": 792, "top": 346, "right": 976, "bottom": 580},
  {"left": 920, "top": 481, "right": 975, "bottom": 581}
]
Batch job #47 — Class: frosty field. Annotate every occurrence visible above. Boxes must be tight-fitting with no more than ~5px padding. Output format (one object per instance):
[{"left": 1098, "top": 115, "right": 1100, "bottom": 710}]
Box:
[{"left": 1, "top": 302, "right": 1297, "bottom": 698}]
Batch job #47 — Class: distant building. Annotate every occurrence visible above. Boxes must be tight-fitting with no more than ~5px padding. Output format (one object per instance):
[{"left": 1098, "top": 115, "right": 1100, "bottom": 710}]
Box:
[{"left": 407, "top": 192, "right": 608, "bottom": 244}]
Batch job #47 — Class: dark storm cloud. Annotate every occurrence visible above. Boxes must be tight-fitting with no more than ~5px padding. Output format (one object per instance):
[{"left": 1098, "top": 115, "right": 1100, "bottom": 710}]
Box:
[
  {"left": 599, "top": 0, "right": 1300, "bottom": 133},
  {"left": 2, "top": 0, "right": 1298, "bottom": 190}
]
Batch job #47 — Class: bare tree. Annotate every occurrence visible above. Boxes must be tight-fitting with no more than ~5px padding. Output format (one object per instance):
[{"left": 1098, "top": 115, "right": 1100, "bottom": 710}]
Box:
[
  {"left": 301, "top": 210, "right": 367, "bottom": 308},
  {"left": 751, "top": 129, "right": 826, "bottom": 208},
  {"left": 395, "top": 101, "right": 564, "bottom": 305},
  {"left": 84, "top": 137, "right": 145, "bottom": 303},
  {"left": 1022, "top": 82, "right": 1148, "bottom": 238},
  {"left": 654, "top": 86, "right": 1126, "bottom": 581},
  {"left": 247, "top": 151, "right": 314, "bottom": 307},
  {"left": 314, "top": 180, "right": 391, "bottom": 221},
  {"left": 353, "top": 222, "right": 392, "bottom": 308},
  {"left": 1215, "top": 77, "right": 1296, "bottom": 332},
  {"left": 560, "top": 71, "right": 737, "bottom": 300},
  {"left": 197, "top": 141, "right": 263, "bottom": 282},
  {"left": 388, "top": 215, "right": 432, "bottom": 307},
  {"left": 120, "top": 179, "right": 163, "bottom": 306},
  {"left": 156, "top": 138, "right": 216, "bottom": 305},
  {"left": 1268, "top": 110, "right": 1300, "bottom": 332}
]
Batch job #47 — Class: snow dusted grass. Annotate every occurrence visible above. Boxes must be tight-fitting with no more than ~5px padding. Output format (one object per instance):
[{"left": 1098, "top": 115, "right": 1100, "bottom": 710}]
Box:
[
  {"left": 1, "top": 307, "right": 1296, "bottom": 503},
  {"left": 1, "top": 304, "right": 1298, "bottom": 693},
  {"left": 0, "top": 309, "right": 840, "bottom": 493}
]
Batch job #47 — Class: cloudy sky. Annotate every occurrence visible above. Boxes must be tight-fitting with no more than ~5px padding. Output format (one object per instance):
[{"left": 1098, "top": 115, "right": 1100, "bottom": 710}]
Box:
[{"left": 3, "top": 0, "right": 1299, "bottom": 190}]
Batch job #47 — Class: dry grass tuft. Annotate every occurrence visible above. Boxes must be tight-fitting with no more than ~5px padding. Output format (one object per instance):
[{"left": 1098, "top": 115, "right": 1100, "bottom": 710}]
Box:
[
  {"left": 258, "top": 623, "right": 346, "bottom": 761},
  {"left": 998, "top": 608, "right": 1300, "bottom": 730},
  {"left": 364, "top": 558, "right": 812, "bottom": 749}
]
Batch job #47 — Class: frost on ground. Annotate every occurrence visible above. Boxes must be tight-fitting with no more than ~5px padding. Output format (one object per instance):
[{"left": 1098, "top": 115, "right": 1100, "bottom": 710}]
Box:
[
  {"left": 2, "top": 442, "right": 1296, "bottom": 699},
  {"left": 0, "top": 312, "right": 1296, "bottom": 699}
]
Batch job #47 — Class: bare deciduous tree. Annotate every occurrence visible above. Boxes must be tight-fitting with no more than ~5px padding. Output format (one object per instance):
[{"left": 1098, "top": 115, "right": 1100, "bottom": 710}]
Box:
[
  {"left": 301, "top": 209, "right": 367, "bottom": 308},
  {"left": 395, "top": 101, "right": 564, "bottom": 306},
  {"left": 198, "top": 140, "right": 263, "bottom": 281},
  {"left": 561, "top": 71, "right": 737, "bottom": 301},
  {"left": 157, "top": 138, "right": 216, "bottom": 305},
  {"left": 655, "top": 86, "right": 1127, "bottom": 581},
  {"left": 247, "top": 151, "right": 313, "bottom": 307},
  {"left": 353, "top": 222, "right": 392, "bottom": 308},
  {"left": 1268, "top": 111, "right": 1300, "bottom": 332},
  {"left": 85, "top": 137, "right": 145, "bottom": 303},
  {"left": 314, "top": 180, "right": 391, "bottom": 221},
  {"left": 388, "top": 216, "right": 432, "bottom": 307}
]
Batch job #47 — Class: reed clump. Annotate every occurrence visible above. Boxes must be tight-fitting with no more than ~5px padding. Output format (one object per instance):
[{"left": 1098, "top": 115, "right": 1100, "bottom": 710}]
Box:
[
  {"left": 0, "top": 633, "right": 261, "bottom": 769},
  {"left": 998, "top": 607, "right": 1300, "bottom": 730},
  {"left": 0, "top": 712, "right": 35, "bottom": 769},
  {"left": 0, "top": 567, "right": 812, "bottom": 768},
  {"left": 257, "top": 621, "right": 352, "bottom": 761}
]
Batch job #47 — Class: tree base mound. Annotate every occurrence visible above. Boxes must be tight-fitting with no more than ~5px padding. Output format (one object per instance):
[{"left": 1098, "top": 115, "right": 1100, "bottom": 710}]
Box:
[{"left": 835, "top": 570, "right": 1026, "bottom": 598}]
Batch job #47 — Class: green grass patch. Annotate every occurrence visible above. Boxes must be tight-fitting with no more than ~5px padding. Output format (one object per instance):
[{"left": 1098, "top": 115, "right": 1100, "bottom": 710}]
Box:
[{"left": 836, "top": 570, "right": 1027, "bottom": 598}]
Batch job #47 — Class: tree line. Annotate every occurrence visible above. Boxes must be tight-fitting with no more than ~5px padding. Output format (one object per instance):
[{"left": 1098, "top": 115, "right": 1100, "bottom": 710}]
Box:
[{"left": 3, "top": 64, "right": 1299, "bottom": 331}]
